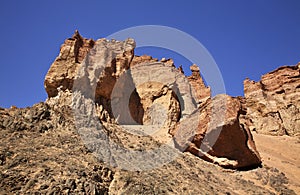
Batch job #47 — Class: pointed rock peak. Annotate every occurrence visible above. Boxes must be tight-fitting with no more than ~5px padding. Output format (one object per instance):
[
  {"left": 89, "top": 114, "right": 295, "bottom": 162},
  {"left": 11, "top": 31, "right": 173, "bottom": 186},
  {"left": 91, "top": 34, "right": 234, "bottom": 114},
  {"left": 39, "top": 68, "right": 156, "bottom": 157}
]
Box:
[
  {"left": 178, "top": 65, "right": 184, "bottom": 74},
  {"left": 72, "top": 29, "right": 83, "bottom": 40},
  {"left": 190, "top": 64, "right": 200, "bottom": 72},
  {"left": 190, "top": 64, "right": 202, "bottom": 78}
]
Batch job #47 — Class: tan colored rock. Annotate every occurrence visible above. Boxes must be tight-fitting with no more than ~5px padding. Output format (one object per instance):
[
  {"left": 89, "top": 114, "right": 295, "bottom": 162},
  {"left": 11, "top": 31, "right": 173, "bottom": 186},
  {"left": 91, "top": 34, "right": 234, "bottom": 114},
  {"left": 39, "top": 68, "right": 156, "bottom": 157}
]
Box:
[
  {"left": 131, "top": 55, "right": 158, "bottom": 66},
  {"left": 45, "top": 31, "right": 136, "bottom": 124},
  {"left": 244, "top": 64, "right": 300, "bottom": 136},
  {"left": 160, "top": 58, "right": 175, "bottom": 67},
  {"left": 187, "top": 64, "right": 211, "bottom": 104},
  {"left": 177, "top": 65, "right": 184, "bottom": 74},
  {"left": 44, "top": 30, "right": 135, "bottom": 100},
  {"left": 136, "top": 81, "right": 180, "bottom": 127},
  {"left": 44, "top": 32, "right": 261, "bottom": 170},
  {"left": 44, "top": 30, "right": 95, "bottom": 98},
  {"left": 121, "top": 61, "right": 196, "bottom": 137},
  {"left": 5, "top": 32, "right": 300, "bottom": 194},
  {"left": 173, "top": 94, "right": 261, "bottom": 169}
]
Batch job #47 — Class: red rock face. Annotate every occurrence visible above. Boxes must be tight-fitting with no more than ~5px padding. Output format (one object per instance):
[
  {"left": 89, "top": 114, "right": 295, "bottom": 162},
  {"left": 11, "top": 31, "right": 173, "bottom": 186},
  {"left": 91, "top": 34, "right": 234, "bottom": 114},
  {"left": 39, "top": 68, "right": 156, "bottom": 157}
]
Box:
[{"left": 244, "top": 64, "right": 300, "bottom": 136}]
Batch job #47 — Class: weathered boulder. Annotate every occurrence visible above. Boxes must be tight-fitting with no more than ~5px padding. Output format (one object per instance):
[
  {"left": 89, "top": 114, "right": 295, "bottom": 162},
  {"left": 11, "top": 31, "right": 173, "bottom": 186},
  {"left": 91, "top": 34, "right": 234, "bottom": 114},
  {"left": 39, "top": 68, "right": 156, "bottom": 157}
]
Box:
[
  {"left": 173, "top": 94, "right": 261, "bottom": 169},
  {"left": 244, "top": 63, "right": 300, "bottom": 136}
]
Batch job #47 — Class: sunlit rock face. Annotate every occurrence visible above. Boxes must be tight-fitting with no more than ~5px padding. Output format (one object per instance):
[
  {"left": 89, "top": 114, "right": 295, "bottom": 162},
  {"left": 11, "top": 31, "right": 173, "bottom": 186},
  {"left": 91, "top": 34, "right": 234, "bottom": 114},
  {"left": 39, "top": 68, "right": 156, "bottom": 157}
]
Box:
[
  {"left": 44, "top": 30, "right": 95, "bottom": 98},
  {"left": 172, "top": 94, "right": 261, "bottom": 169},
  {"left": 244, "top": 63, "right": 300, "bottom": 136},
  {"left": 187, "top": 64, "right": 211, "bottom": 104}
]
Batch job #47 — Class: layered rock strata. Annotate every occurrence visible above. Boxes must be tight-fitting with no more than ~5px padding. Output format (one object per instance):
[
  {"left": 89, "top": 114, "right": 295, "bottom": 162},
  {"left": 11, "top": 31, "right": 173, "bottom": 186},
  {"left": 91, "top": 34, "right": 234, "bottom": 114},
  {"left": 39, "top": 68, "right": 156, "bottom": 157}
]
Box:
[{"left": 244, "top": 64, "right": 300, "bottom": 136}]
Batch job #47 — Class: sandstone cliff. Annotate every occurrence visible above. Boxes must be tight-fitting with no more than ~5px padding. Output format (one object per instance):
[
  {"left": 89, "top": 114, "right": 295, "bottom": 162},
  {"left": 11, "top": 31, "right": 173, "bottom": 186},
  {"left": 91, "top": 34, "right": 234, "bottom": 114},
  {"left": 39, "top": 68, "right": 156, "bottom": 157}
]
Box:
[{"left": 244, "top": 64, "right": 300, "bottom": 136}]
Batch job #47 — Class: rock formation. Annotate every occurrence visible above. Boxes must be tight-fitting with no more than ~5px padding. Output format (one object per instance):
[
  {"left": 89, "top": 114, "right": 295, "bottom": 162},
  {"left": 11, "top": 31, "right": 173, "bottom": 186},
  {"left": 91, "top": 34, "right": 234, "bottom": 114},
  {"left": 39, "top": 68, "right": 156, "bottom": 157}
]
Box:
[
  {"left": 187, "top": 64, "right": 211, "bottom": 104},
  {"left": 43, "top": 31, "right": 261, "bottom": 169},
  {"left": 244, "top": 64, "right": 300, "bottom": 136},
  {"left": 172, "top": 94, "right": 261, "bottom": 169},
  {"left": 44, "top": 30, "right": 95, "bottom": 98},
  {"left": 1, "top": 31, "right": 299, "bottom": 194}
]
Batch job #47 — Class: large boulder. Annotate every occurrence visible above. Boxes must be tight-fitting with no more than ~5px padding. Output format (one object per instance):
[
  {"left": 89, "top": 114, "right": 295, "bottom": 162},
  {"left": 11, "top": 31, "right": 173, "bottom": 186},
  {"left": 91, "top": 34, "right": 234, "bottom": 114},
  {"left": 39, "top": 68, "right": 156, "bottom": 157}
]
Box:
[{"left": 172, "top": 94, "right": 261, "bottom": 169}]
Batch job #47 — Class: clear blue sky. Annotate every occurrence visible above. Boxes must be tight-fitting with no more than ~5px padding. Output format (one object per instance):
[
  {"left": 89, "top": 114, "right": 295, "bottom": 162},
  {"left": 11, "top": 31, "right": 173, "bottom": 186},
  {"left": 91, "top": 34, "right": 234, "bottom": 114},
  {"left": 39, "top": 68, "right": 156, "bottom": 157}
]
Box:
[{"left": 1, "top": 0, "right": 300, "bottom": 108}]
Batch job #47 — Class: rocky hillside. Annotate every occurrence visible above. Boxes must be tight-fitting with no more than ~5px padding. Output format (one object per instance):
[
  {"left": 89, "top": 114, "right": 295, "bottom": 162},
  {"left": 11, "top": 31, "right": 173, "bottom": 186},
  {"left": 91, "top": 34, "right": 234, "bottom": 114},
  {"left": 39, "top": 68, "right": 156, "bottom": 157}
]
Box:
[{"left": 0, "top": 31, "right": 299, "bottom": 194}]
